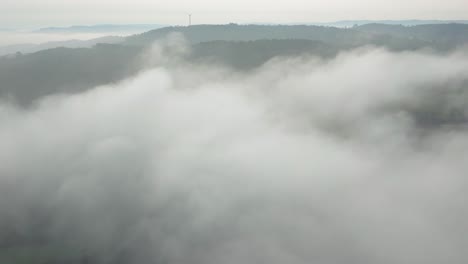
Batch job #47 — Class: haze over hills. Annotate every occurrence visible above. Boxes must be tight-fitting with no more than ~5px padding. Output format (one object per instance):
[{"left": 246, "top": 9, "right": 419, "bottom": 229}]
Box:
[
  {"left": 3, "top": 21, "right": 468, "bottom": 56},
  {"left": 0, "top": 24, "right": 165, "bottom": 52},
  {"left": 36, "top": 24, "right": 167, "bottom": 34},
  {"left": 2, "top": 23, "right": 468, "bottom": 106},
  {"left": 356, "top": 23, "right": 468, "bottom": 48},
  {"left": 0, "top": 36, "right": 124, "bottom": 56},
  {"left": 125, "top": 23, "right": 468, "bottom": 48},
  {"left": 312, "top": 19, "right": 468, "bottom": 27}
]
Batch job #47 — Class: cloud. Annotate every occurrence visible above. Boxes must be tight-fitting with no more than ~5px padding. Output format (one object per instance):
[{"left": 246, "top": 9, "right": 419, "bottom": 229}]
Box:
[{"left": 1, "top": 42, "right": 468, "bottom": 263}]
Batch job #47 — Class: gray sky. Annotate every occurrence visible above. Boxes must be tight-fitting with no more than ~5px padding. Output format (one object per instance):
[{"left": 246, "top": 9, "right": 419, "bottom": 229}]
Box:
[{"left": 2, "top": 0, "right": 468, "bottom": 28}]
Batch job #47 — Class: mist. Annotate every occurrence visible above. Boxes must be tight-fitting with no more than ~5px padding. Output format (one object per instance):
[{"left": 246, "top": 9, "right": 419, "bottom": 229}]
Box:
[
  {"left": 1, "top": 40, "right": 468, "bottom": 264},
  {"left": 0, "top": 31, "right": 121, "bottom": 46}
]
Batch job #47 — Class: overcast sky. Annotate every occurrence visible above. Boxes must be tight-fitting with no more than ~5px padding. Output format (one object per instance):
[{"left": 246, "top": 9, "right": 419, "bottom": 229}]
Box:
[{"left": 2, "top": 0, "right": 468, "bottom": 28}]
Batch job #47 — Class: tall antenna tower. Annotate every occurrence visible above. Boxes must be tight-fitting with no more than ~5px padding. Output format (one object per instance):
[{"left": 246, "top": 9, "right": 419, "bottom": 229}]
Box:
[{"left": 188, "top": 13, "right": 192, "bottom": 26}]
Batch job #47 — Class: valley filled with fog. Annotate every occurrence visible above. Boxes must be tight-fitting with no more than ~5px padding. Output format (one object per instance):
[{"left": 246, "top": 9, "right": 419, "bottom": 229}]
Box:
[{"left": 1, "top": 23, "right": 468, "bottom": 264}]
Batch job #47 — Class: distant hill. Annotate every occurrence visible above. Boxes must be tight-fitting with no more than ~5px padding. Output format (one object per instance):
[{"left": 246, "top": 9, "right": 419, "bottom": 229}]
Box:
[
  {"left": 124, "top": 24, "right": 370, "bottom": 46},
  {"left": 355, "top": 23, "right": 468, "bottom": 49},
  {"left": 36, "top": 24, "right": 166, "bottom": 34},
  {"left": 0, "top": 36, "right": 124, "bottom": 56},
  {"left": 125, "top": 23, "right": 468, "bottom": 51},
  {"left": 3, "top": 23, "right": 468, "bottom": 106},
  {"left": 316, "top": 20, "right": 468, "bottom": 28}
]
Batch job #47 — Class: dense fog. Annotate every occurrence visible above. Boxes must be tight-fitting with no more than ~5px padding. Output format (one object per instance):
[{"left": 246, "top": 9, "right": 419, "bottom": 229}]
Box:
[{"left": 1, "top": 37, "right": 468, "bottom": 263}]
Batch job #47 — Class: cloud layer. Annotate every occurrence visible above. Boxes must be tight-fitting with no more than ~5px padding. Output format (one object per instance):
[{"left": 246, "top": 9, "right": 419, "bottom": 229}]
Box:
[{"left": 1, "top": 44, "right": 468, "bottom": 263}]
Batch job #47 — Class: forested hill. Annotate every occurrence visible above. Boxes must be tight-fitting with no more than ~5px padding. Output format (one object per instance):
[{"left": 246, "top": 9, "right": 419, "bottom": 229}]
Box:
[
  {"left": 124, "top": 23, "right": 468, "bottom": 50},
  {"left": 356, "top": 23, "right": 468, "bottom": 48},
  {"left": 124, "top": 24, "right": 368, "bottom": 45},
  {"left": 2, "top": 23, "right": 468, "bottom": 107}
]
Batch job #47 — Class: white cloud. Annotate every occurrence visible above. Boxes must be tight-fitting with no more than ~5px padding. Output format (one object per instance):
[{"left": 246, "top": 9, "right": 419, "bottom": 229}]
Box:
[{"left": 1, "top": 43, "right": 468, "bottom": 263}]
